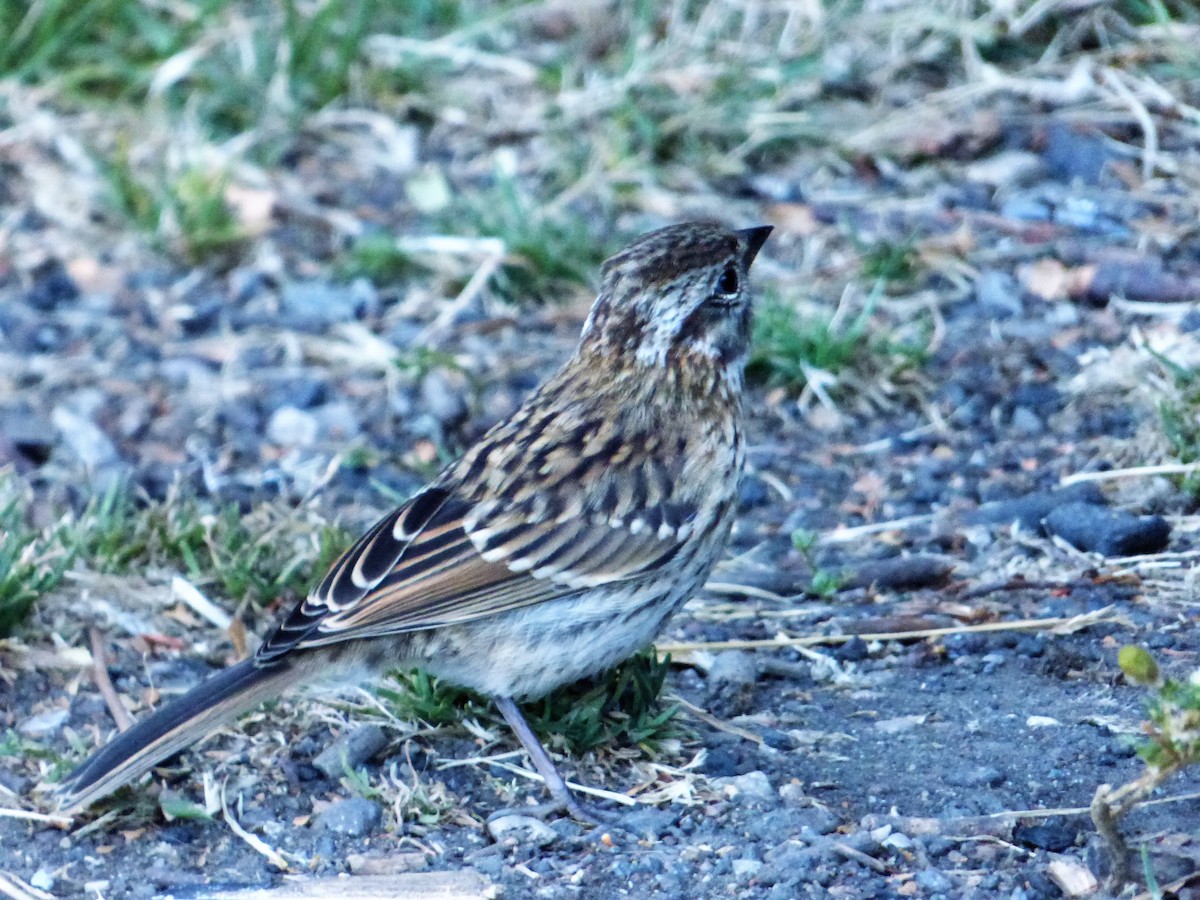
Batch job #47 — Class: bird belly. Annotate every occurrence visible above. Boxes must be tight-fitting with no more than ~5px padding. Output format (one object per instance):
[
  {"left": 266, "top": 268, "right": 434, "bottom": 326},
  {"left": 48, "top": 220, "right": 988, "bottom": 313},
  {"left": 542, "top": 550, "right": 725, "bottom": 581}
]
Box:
[{"left": 416, "top": 576, "right": 698, "bottom": 700}]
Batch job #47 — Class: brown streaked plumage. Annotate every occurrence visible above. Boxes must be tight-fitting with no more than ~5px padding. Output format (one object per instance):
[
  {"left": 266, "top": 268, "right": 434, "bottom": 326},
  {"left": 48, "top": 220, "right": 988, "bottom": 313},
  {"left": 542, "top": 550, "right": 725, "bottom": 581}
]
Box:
[{"left": 56, "top": 222, "right": 772, "bottom": 819}]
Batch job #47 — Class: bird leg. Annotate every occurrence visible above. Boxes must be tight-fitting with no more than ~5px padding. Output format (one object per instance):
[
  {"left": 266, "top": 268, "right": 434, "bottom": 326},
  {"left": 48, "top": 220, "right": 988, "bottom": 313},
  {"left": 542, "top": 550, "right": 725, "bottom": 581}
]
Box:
[{"left": 491, "top": 695, "right": 604, "bottom": 824}]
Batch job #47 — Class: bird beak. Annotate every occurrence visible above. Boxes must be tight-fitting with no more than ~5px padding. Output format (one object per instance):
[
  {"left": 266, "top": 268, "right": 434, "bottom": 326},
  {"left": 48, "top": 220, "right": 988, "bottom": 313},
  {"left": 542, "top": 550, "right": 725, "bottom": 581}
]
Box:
[{"left": 736, "top": 226, "right": 773, "bottom": 268}]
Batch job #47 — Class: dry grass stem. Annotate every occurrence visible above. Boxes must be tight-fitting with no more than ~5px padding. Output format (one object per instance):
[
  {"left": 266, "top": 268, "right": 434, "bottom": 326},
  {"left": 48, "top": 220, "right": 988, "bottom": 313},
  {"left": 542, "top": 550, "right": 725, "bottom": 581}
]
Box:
[
  {"left": 1061, "top": 462, "right": 1200, "bottom": 485},
  {"left": 656, "top": 607, "right": 1121, "bottom": 654},
  {"left": 222, "top": 782, "right": 290, "bottom": 871},
  {"left": 88, "top": 628, "right": 134, "bottom": 732}
]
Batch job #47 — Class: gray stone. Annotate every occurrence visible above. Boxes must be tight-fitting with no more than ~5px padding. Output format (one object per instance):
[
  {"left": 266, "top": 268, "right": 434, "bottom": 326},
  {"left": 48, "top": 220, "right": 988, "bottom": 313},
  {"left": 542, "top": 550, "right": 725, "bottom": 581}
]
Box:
[
  {"left": 51, "top": 406, "right": 119, "bottom": 470},
  {"left": 706, "top": 650, "right": 759, "bottom": 716},
  {"left": 1043, "top": 502, "right": 1171, "bottom": 557},
  {"left": 711, "top": 770, "right": 774, "bottom": 802},
  {"left": 313, "top": 725, "right": 389, "bottom": 779},
  {"left": 732, "top": 859, "right": 762, "bottom": 879},
  {"left": 975, "top": 269, "right": 1023, "bottom": 318},
  {"left": 312, "top": 401, "right": 361, "bottom": 441},
  {"left": 29, "top": 870, "right": 55, "bottom": 891},
  {"left": 1011, "top": 406, "right": 1043, "bottom": 436},
  {"left": 420, "top": 370, "right": 469, "bottom": 427},
  {"left": 316, "top": 797, "right": 383, "bottom": 836},
  {"left": 945, "top": 765, "right": 1006, "bottom": 788},
  {"left": 19, "top": 708, "right": 69, "bottom": 738},
  {"left": 916, "top": 868, "right": 953, "bottom": 892},
  {"left": 280, "top": 279, "right": 377, "bottom": 330}
]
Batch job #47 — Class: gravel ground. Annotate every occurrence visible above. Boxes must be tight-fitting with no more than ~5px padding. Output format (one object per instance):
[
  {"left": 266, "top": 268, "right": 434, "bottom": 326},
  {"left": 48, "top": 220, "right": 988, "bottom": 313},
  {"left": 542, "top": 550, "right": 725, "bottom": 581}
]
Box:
[{"left": 4, "top": 57, "right": 1200, "bottom": 900}]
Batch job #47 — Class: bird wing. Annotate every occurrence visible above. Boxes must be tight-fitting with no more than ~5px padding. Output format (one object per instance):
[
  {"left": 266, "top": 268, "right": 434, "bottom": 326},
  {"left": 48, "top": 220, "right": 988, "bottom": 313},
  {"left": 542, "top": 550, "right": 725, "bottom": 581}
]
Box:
[{"left": 256, "top": 481, "right": 695, "bottom": 661}]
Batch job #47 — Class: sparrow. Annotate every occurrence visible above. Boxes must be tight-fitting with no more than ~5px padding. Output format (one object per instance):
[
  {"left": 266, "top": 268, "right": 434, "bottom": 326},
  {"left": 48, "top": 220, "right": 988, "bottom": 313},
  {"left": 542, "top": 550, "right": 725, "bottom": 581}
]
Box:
[{"left": 56, "top": 221, "right": 772, "bottom": 820}]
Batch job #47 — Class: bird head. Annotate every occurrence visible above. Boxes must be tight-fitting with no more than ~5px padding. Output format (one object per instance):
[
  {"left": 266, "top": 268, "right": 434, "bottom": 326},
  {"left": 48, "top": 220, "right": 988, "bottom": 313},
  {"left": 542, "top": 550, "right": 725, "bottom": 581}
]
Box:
[{"left": 579, "top": 222, "right": 772, "bottom": 373}]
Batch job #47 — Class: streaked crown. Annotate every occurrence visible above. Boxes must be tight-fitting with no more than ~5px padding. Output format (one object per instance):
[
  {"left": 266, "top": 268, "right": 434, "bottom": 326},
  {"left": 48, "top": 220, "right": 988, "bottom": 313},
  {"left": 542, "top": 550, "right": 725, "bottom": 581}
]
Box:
[{"left": 579, "top": 222, "right": 771, "bottom": 369}]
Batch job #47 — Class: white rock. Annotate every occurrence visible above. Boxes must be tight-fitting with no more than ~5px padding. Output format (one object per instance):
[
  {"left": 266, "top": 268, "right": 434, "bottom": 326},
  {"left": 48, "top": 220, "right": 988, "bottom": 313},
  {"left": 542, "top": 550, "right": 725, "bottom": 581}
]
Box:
[
  {"left": 732, "top": 859, "right": 763, "bottom": 878},
  {"left": 267, "top": 406, "right": 319, "bottom": 447},
  {"left": 1027, "top": 715, "right": 1061, "bottom": 728},
  {"left": 712, "top": 770, "right": 773, "bottom": 801},
  {"left": 487, "top": 814, "right": 557, "bottom": 846},
  {"left": 30, "top": 870, "right": 54, "bottom": 891}
]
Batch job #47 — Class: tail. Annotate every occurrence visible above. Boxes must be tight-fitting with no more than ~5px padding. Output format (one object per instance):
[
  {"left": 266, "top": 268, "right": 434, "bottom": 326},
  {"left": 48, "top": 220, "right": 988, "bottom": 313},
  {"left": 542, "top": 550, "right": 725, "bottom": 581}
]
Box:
[{"left": 56, "top": 658, "right": 295, "bottom": 814}]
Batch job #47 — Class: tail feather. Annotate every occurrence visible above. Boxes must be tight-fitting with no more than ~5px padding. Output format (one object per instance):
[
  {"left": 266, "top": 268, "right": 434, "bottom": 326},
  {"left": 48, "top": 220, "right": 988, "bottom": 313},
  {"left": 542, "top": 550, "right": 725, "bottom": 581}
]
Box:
[{"left": 56, "top": 658, "right": 294, "bottom": 813}]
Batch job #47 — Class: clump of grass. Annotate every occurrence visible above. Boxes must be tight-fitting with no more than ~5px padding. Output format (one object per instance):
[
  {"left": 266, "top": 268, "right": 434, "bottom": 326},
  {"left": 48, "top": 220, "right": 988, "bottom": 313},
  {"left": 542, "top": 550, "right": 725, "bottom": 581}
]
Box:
[
  {"left": 858, "top": 237, "right": 920, "bottom": 285},
  {"left": 377, "top": 668, "right": 492, "bottom": 727},
  {"left": 380, "top": 648, "right": 679, "bottom": 755},
  {"left": 790, "top": 528, "right": 846, "bottom": 599},
  {"left": 528, "top": 649, "right": 679, "bottom": 755},
  {"left": 748, "top": 290, "right": 928, "bottom": 395},
  {"left": 455, "top": 173, "right": 608, "bottom": 305},
  {"left": 747, "top": 295, "right": 874, "bottom": 391},
  {"left": 0, "top": 0, "right": 221, "bottom": 93},
  {"left": 340, "top": 233, "right": 420, "bottom": 285},
  {"left": 0, "top": 482, "right": 74, "bottom": 637},
  {"left": 167, "top": 167, "right": 245, "bottom": 263},
  {"left": 73, "top": 482, "right": 352, "bottom": 609},
  {"left": 1119, "top": 646, "right": 1200, "bottom": 773},
  {"left": 102, "top": 154, "right": 245, "bottom": 265}
]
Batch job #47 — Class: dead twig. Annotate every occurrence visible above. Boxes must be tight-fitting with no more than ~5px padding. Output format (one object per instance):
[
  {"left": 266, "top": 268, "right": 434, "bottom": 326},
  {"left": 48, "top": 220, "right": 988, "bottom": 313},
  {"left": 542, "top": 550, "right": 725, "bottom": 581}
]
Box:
[
  {"left": 1090, "top": 768, "right": 1176, "bottom": 893},
  {"left": 951, "top": 577, "right": 1108, "bottom": 602},
  {"left": 221, "top": 781, "right": 290, "bottom": 871},
  {"left": 1061, "top": 461, "right": 1200, "bottom": 485},
  {"left": 88, "top": 628, "right": 134, "bottom": 732},
  {"left": 669, "top": 695, "right": 764, "bottom": 746},
  {"left": 0, "top": 808, "right": 72, "bottom": 828},
  {"left": 831, "top": 841, "right": 890, "bottom": 874},
  {"left": 0, "top": 871, "right": 55, "bottom": 900}
]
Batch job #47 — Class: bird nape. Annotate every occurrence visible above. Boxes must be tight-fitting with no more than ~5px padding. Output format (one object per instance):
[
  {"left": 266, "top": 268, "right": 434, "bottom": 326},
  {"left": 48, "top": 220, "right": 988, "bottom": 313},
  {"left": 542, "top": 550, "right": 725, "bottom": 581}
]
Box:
[{"left": 55, "top": 222, "right": 772, "bottom": 822}]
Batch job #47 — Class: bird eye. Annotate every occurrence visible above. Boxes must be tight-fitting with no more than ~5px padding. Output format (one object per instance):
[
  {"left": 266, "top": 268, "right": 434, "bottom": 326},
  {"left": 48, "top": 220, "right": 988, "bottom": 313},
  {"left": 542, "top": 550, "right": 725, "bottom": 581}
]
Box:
[{"left": 716, "top": 267, "right": 739, "bottom": 296}]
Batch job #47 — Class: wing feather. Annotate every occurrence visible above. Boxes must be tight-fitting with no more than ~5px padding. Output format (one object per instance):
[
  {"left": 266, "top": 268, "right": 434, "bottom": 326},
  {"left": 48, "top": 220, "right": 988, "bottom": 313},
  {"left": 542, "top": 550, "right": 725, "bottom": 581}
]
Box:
[{"left": 256, "top": 462, "right": 697, "bottom": 661}]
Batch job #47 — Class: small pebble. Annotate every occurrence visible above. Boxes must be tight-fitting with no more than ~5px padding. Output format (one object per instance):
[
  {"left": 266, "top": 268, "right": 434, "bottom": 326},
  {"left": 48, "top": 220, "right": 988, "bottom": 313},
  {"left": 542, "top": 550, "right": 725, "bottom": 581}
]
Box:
[
  {"left": 51, "top": 406, "right": 120, "bottom": 470},
  {"left": 29, "top": 870, "right": 54, "bottom": 891},
  {"left": 280, "top": 279, "right": 376, "bottom": 330},
  {"left": 420, "top": 370, "right": 469, "bottom": 427},
  {"left": 316, "top": 797, "right": 383, "bottom": 836},
  {"left": 266, "top": 406, "right": 319, "bottom": 447},
  {"left": 18, "top": 708, "right": 69, "bottom": 738},
  {"left": 1042, "top": 502, "right": 1171, "bottom": 557},
  {"left": 916, "top": 868, "right": 953, "bottom": 892},
  {"left": 706, "top": 651, "right": 759, "bottom": 716},
  {"left": 1013, "top": 820, "right": 1077, "bottom": 852},
  {"left": 313, "top": 725, "right": 389, "bottom": 779},
  {"left": 711, "top": 770, "right": 774, "bottom": 802},
  {"left": 945, "top": 765, "right": 1005, "bottom": 788},
  {"left": 732, "top": 859, "right": 763, "bottom": 879},
  {"left": 486, "top": 814, "right": 557, "bottom": 847}
]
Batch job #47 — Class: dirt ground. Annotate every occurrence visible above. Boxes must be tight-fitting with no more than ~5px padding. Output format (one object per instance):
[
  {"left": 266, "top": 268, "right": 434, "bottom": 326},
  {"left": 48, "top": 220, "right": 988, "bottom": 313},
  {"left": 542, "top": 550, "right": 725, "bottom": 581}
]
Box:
[{"left": 4, "top": 3, "right": 1200, "bottom": 899}]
